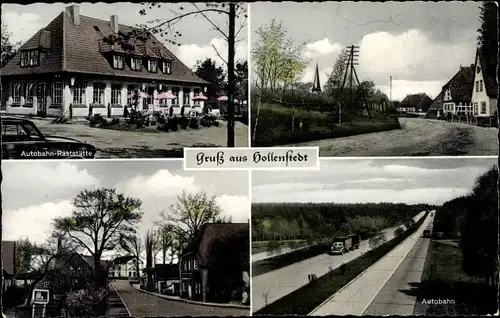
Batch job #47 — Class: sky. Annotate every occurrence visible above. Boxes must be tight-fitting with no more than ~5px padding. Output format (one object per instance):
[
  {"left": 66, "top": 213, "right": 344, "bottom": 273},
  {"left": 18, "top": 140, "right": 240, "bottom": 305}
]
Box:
[
  {"left": 251, "top": 1, "right": 482, "bottom": 101},
  {"left": 2, "top": 160, "right": 250, "bottom": 261},
  {"left": 1, "top": 2, "right": 248, "bottom": 71},
  {"left": 252, "top": 158, "right": 497, "bottom": 205}
]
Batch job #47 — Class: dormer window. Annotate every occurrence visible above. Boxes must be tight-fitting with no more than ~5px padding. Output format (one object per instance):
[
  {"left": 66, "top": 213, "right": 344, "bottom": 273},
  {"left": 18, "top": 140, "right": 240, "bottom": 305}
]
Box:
[
  {"left": 148, "top": 59, "right": 157, "bottom": 72},
  {"left": 162, "top": 61, "right": 172, "bottom": 74},
  {"left": 113, "top": 55, "right": 124, "bottom": 69},
  {"left": 20, "top": 50, "right": 40, "bottom": 67},
  {"left": 477, "top": 66, "right": 481, "bottom": 74},
  {"left": 130, "top": 57, "right": 142, "bottom": 71}
]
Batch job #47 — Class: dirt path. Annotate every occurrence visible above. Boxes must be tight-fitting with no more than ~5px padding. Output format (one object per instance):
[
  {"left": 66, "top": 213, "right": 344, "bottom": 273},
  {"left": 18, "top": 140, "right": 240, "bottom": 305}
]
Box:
[
  {"left": 32, "top": 119, "right": 248, "bottom": 158},
  {"left": 286, "top": 118, "right": 498, "bottom": 157}
]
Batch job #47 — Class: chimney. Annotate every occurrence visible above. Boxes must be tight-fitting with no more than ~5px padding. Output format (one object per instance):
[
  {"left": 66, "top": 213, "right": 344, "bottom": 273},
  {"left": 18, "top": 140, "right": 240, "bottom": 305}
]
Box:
[
  {"left": 110, "top": 15, "right": 119, "bottom": 33},
  {"left": 69, "top": 5, "right": 80, "bottom": 26}
]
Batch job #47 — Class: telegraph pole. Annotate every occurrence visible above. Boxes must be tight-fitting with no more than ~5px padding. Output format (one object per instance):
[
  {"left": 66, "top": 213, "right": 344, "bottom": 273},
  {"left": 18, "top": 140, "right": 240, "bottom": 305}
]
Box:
[{"left": 389, "top": 75, "right": 392, "bottom": 108}]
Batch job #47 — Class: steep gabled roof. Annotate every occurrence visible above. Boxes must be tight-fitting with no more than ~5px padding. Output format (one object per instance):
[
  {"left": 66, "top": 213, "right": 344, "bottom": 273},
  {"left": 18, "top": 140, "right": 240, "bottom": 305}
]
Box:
[
  {"left": 400, "top": 93, "right": 433, "bottom": 111},
  {"left": 1, "top": 7, "right": 209, "bottom": 85},
  {"left": 475, "top": 48, "right": 498, "bottom": 97},
  {"left": 442, "top": 65, "right": 474, "bottom": 102},
  {"left": 181, "top": 223, "right": 249, "bottom": 270},
  {"left": 427, "top": 91, "right": 444, "bottom": 112}
]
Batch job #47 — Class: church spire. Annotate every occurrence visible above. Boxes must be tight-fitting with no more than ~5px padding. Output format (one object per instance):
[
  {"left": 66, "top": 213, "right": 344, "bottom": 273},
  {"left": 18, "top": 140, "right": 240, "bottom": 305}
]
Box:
[{"left": 312, "top": 63, "right": 322, "bottom": 93}]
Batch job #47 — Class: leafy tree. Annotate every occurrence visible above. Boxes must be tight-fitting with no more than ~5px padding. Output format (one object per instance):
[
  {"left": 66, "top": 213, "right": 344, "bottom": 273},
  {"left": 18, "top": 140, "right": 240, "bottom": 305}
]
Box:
[
  {"left": 324, "top": 49, "right": 350, "bottom": 95},
  {"left": 157, "top": 225, "right": 181, "bottom": 264},
  {"left": 1, "top": 18, "right": 19, "bottom": 68},
  {"left": 235, "top": 60, "right": 248, "bottom": 111},
  {"left": 54, "top": 188, "right": 143, "bottom": 281},
  {"left": 145, "top": 229, "right": 156, "bottom": 291},
  {"left": 477, "top": 2, "right": 498, "bottom": 82},
  {"left": 157, "top": 191, "right": 227, "bottom": 249},
  {"left": 194, "top": 58, "right": 225, "bottom": 100}
]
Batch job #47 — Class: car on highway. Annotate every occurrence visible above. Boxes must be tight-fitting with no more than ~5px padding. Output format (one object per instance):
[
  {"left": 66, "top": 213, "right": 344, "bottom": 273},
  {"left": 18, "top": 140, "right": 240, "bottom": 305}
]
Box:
[
  {"left": 423, "top": 230, "right": 431, "bottom": 238},
  {"left": 1, "top": 116, "right": 97, "bottom": 159}
]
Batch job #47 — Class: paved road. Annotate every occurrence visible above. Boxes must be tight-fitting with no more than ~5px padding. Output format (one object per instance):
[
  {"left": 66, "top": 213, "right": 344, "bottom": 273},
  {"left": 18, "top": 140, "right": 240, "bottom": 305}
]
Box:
[
  {"left": 309, "top": 213, "right": 434, "bottom": 316},
  {"left": 287, "top": 118, "right": 497, "bottom": 156},
  {"left": 31, "top": 119, "right": 248, "bottom": 158},
  {"left": 112, "top": 280, "right": 249, "bottom": 317},
  {"left": 252, "top": 211, "right": 427, "bottom": 313}
]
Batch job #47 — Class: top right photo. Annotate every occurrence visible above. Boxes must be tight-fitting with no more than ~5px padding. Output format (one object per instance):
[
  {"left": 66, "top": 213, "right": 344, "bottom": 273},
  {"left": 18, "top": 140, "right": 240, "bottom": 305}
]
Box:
[{"left": 250, "top": 1, "right": 498, "bottom": 157}]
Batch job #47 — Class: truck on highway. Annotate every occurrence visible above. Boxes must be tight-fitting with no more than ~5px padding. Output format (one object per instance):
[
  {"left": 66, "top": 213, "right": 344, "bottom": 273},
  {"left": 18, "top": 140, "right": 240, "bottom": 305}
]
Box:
[{"left": 329, "top": 234, "right": 360, "bottom": 255}]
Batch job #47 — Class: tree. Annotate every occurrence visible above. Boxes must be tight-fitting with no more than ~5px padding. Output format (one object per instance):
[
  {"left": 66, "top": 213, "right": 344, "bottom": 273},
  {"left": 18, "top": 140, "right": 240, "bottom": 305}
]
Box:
[
  {"left": 103, "top": 3, "right": 247, "bottom": 147},
  {"left": 477, "top": 2, "right": 498, "bottom": 82},
  {"left": 235, "top": 60, "right": 248, "bottom": 112},
  {"left": 54, "top": 188, "right": 143, "bottom": 282},
  {"left": 144, "top": 229, "right": 157, "bottom": 291},
  {"left": 119, "top": 234, "right": 142, "bottom": 277},
  {"left": 157, "top": 226, "right": 181, "bottom": 264},
  {"left": 157, "top": 191, "right": 226, "bottom": 248},
  {"left": 195, "top": 58, "right": 225, "bottom": 100},
  {"left": 1, "top": 18, "right": 19, "bottom": 68},
  {"left": 324, "top": 49, "right": 350, "bottom": 95}
]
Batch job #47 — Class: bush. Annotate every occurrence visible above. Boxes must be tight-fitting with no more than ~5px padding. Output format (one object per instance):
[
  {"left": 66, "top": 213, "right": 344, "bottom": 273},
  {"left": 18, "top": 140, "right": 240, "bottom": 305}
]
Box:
[
  {"left": 179, "top": 116, "right": 189, "bottom": 129},
  {"left": 169, "top": 117, "right": 180, "bottom": 131},
  {"left": 88, "top": 114, "right": 106, "bottom": 127},
  {"left": 267, "top": 240, "right": 282, "bottom": 255},
  {"left": 189, "top": 117, "right": 200, "bottom": 129},
  {"left": 200, "top": 115, "right": 214, "bottom": 127},
  {"left": 394, "top": 226, "right": 405, "bottom": 237},
  {"left": 110, "top": 117, "right": 120, "bottom": 125},
  {"left": 2, "top": 285, "right": 26, "bottom": 309}
]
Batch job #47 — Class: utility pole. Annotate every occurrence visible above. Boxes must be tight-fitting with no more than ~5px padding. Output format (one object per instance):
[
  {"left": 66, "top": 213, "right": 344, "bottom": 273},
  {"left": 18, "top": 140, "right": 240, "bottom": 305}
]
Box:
[
  {"left": 390, "top": 75, "right": 392, "bottom": 109},
  {"left": 226, "top": 3, "right": 236, "bottom": 147}
]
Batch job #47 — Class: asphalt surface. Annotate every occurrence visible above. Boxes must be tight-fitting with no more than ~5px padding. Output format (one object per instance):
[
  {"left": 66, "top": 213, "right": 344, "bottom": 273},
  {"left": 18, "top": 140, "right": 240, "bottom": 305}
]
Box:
[
  {"left": 309, "top": 212, "right": 434, "bottom": 316},
  {"left": 112, "top": 280, "right": 249, "bottom": 317},
  {"left": 287, "top": 118, "right": 498, "bottom": 156},
  {"left": 252, "top": 212, "right": 427, "bottom": 313}
]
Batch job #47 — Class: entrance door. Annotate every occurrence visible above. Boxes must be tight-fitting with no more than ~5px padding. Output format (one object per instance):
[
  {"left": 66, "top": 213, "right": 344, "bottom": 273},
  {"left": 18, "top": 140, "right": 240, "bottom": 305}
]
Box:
[{"left": 37, "top": 82, "right": 47, "bottom": 117}]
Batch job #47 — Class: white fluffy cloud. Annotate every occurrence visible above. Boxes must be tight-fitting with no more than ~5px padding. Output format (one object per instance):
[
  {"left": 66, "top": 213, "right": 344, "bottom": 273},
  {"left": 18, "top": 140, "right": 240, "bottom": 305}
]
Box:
[
  {"left": 215, "top": 195, "right": 250, "bottom": 223},
  {"left": 2, "top": 11, "right": 44, "bottom": 44},
  {"left": 303, "top": 38, "right": 342, "bottom": 59},
  {"left": 176, "top": 37, "right": 248, "bottom": 70},
  {"left": 3, "top": 201, "right": 74, "bottom": 244}
]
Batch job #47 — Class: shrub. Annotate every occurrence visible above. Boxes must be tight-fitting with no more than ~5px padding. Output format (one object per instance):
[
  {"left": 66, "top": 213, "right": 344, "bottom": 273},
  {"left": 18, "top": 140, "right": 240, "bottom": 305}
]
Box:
[
  {"left": 169, "top": 117, "right": 180, "bottom": 131},
  {"left": 179, "top": 116, "right": 189, "bottom": 129},
  {"left": 110, "top": 117, "right": 120, "bottom": 125},
  {"left": 213, "top": 120, "right": 220, "bottom": 127},
  {"left": 200, "top": 116, "right": 213, "bottom": 127},
  {"left": 66, "top": 290, "right": 94, "bottom": 317},
  {"left": 88, "top": 114, "right": 106, "bottom": 127},
  {"left": 189, "top": 117, "right": 200, "bottom": 129}
]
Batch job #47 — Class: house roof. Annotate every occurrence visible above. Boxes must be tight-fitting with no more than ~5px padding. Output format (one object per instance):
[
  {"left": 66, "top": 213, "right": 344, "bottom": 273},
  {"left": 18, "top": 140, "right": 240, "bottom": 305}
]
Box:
[
  {"left": 181, "top": 223, "right": 249, "bottom": 270},
  {"left": 400, "top": 93, "right": 433, "bottom": 111},
  {"left": 442, "top": 65, "right": 474, "bottom": 102},
  {"left": 476, "top": 48, "right": 498, "bottom": 97},
  {"left": 1, "top": 7, "right": 209, "bottom": 86},
  {"left": 153, "top": 264, "right": 179, "bottom": 281},
  {"left": 427, "top": 91, "right": 444, "bottom": 112},
  {"left": 1, "top": 241, "right": 16, "bottom": 275},
  {"left": 112, "top": 255, "right": 135, "bottom": 265},
  {"left": 57, "top": 252, "right": 110, "bottom": 271}
]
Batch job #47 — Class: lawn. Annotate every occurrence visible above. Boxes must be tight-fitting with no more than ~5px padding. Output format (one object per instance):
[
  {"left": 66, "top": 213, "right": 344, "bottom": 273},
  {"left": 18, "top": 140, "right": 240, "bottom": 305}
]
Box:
[
  {"left": 253, "top": 211, "right": 428, "bottom": 316},
  {"left": 411, "top": 240, "right": 497, "bottom": 316},
  {"left": 251, "top": 102, "right": 401, "bottom": 146}
]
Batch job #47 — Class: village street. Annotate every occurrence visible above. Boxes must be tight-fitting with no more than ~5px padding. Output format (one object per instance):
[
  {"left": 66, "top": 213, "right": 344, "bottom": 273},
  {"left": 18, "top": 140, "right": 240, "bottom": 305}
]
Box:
[
  {"left": 287, "top": 118, "right": 498, "bottom": 157},
  {"left": 111, "top": 280, "right": 249, "bottom": 317},
  {"left": 30, "top": 119, "right": 248, "bottom": 158}
]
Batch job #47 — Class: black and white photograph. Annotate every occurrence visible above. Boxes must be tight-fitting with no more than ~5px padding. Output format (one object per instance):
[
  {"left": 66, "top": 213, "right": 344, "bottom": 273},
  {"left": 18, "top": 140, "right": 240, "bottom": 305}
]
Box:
[
  {"left": 1, "top": 160, "right": 250, "bottom": 317},
  {"left": 1, "top": 2, "right": 248, "bottom": 159},
  {"left": 250, "top": 1, "right": 498, "bottom": 157},
  {"left": 251, "top": 158, "right": 498, "bottom": 316}
]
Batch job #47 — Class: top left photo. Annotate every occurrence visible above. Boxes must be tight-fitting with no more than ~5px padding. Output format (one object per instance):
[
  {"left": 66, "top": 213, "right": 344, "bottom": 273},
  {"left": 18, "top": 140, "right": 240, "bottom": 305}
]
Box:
[{"left": 1, "top": 2, "right": 249, "bottom": 159}]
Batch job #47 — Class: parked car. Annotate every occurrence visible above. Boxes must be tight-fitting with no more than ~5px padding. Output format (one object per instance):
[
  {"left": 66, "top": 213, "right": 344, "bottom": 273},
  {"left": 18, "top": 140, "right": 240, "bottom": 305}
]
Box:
[{"left": 1, "top": 116, "right": 97, "bottom": 159}]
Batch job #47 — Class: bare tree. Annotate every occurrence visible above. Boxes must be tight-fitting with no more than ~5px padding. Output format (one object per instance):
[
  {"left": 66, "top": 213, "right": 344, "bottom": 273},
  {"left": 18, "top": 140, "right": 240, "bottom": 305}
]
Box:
[
  {"left": 145, "top": 229, "right": 157, "bottom": 291},
  {"left": 119, "top": 234, "right": 143, "bottom": 277}
]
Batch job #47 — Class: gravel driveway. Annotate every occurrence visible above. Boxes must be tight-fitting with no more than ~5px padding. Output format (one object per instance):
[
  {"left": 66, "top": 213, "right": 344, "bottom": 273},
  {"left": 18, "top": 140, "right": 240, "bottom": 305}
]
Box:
[
  {"left": 286, "top": 118, "right": 498, "bottom": 157},
  {"left": 112, "top": 280, "right": 249, "bottom": 317},
  {"left": 31, "top": 119, "right": 248, "bottom": 158}
]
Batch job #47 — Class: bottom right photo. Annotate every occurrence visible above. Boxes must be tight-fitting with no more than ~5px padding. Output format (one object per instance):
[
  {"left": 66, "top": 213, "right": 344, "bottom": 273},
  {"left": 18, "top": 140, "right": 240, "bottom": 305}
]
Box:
[{"left": 251, "top": 158, "right": 498, "bottom": 316}]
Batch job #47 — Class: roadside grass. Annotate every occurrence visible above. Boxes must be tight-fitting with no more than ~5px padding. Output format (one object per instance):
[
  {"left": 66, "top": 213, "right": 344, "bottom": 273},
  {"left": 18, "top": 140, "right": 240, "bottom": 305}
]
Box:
[
  {"left": 253, "top": 212, "right": 428, "bottom": 316},
  {"left": 252, "top": 239, "right": 307, "bottom": 255},
  {"left": 410, "top": 241, "right": 497, "bottom": 316},
  {"left": 251, "top": 103, "right": 401, "bottom": 146}
]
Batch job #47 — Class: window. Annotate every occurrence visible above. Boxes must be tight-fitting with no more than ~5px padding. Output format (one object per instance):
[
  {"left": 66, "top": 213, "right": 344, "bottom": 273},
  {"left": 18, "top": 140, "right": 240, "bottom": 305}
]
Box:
[
  {"left": 111, "top": 84, "right": 122, "bottom": 105},
  {"left": 42, "top": 281, "right": 49, "bottom": 288},
  {"left": 193, "top": 259, "right": 198, "bottom": 269},
  {"left": 130, "top": 57, "right": 141, "bottom": 71},
  {"left": 477, "top": 66, "right": 481, "bottom": 73},
  {"left": 73, "top": 82, "right": 86, "bottom": 105},
  {"left": 476, "top": 81, "right": 479, "bottom": 92},
  {"left": 183, "top": 88, "right": 191, "bottom": 105},
  {"left": 20, "top": 52, "right": 29, "bottom": 67},
  {"left": 481, "top": 101, "right": 487, "bottom": 114},
  {"left": 162, "top": 61, "right": 172, "bottom": 74},
  {"left": 127, "top": 85, "right": 137, "bottom": 105},
  {"left": 12, "top": 83, "right": 22, "bottom": 104},
  {"left": 128, "top": 272, "right": 131, "bottom": 277},
  {"left": 171, "top": 87, "right": 179, "bottom": 105},
  {"left": 193, "top": 89, "right": 201, "bottom": 106},
  {"left": 93, "top": 82, "right": 105, "bottom": 105},
  {"left": 29, "top": 51, "right": 39, "bottom": 66},
  {"left": 147, "top": 59, "right": 157, "bottom": 72},
  {"left": 147, "top": 86, "right": 155, "bottom": 105},
  {"left": 20, "top": 50, "right": 39, "bottom": 67},
  {"left": 24, "top": 82, "right": 35, "bottom": 104},
  {"left": 113, "top": 55, "right": 124, "bottom": 69},
  {"left": 118, "top": 266, "right": 121, "bottom": 270},
  {"left": 473, "top": 102, "right": 478, "bottom": 115},
  {"left": 52, "top": 82, "right": 63, "bottom": 104},
  {"left": 479, "top": 80, "right": 483, "bottom": 92}
]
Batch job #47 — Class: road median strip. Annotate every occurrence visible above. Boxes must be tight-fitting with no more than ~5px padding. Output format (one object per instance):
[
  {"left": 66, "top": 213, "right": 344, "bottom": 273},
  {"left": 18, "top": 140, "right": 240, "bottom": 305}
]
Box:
[{"left": 253, "top": 211, "right": 429, "bottom": 316}]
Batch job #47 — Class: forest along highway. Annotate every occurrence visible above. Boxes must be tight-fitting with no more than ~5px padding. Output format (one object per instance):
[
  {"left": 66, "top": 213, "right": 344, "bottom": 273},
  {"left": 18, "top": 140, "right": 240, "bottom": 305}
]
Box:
[
  {"left": 286, "top": 118, "right": 497, "bottom": 157},
  {"left": 252, "top": 211, "right": 427, "bottom": 313},
  {"left": 309, "top": 212, "right": 435, "bottom": 316}
]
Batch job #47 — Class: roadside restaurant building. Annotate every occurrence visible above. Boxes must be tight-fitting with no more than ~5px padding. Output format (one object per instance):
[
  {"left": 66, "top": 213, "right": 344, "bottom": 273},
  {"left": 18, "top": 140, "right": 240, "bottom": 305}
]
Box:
[{"left": 1, "top": 5, "right": 209, "bottom": 118}]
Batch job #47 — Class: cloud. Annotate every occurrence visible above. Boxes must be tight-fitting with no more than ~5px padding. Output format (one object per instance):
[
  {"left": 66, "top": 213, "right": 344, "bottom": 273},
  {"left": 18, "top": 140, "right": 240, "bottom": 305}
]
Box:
[
  {"left": 215, "top": 195, "right": 250, "bottom": 223},
  {"left": 3, "top": 162, "right": 100, "bottom": 190},
  {"left": 2, "top": 11, "right": 44, "bottom": 44},
  {"left": 303, "top": 38, "right": 342, "bottom": 59},
  {"left": 2, "top": 201, "right": 74, "bottom": 244},
  {"left": 175, "top": 37, "right": 248, "bottom": 70}
]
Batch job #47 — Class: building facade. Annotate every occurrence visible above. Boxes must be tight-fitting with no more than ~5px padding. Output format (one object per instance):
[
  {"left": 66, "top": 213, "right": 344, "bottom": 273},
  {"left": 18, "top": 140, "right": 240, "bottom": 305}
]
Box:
[
  {"left": 441, "top": 65, "right": 474, "bottom": 122},
  {"left": 109, "top": 256, "right": 144, "bottom": 278},
  {"left": 471, "top": 50, "right": 498, "bottom": 124},
  {"left": 1, "top": 5, "right": 209, "bottom": 118}
]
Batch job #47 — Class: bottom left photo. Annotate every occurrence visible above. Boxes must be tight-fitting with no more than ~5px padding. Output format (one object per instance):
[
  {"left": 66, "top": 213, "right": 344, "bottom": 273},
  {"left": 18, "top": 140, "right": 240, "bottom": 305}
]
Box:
[{"left": 1, "top": 160, "right": 251, "bottom": 317}]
